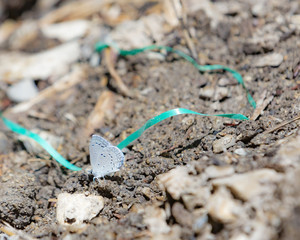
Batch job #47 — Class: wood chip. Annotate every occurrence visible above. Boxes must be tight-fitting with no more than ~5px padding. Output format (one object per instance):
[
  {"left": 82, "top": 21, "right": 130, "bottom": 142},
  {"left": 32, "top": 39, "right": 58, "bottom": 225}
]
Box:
[
  {"left": 250, "top": 90, "right": 274, "bottom": 120},
  {"left": 85, "top": 90, "right": 116, "bottom": 136},
  {"left": 39, "top": 0, "right": 106, "bottom": 25},
  {"left": 104, "top": 48, "right": 134, "bottom": 98},
  {"left": 4, "top": 65, "right": 86, "bottom": 115},
  {"left": 264, "top": 115, "right": 300, "bottom": 134}
]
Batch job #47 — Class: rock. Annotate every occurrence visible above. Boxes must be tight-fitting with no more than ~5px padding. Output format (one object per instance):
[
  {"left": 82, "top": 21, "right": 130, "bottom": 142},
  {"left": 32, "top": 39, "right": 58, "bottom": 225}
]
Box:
[
  {"left": 89, "top": 53, "right": 100, "bottom": 67},
  {"left": 230, "top": 233, "right": 249, "bottom": 240},
  {"left": 41, "top": 20, "right": 91, "bottom": 42},
  {"left": 214, "top": 87, "right": 229, "bottom": 101},
  {"left": 144, "top": 205, "right": 170, "bottom": 234},
  {"left": 252, "top": 2, "right": 269, "bottom": 17},
  {"left": 234, "top": 148, "right": 247, "bottom": 156},
  {"left": 185, "top": 0, "right": 223, "bottom": 29},
  {"left": 212, "top": 169, "right": 282, "bottom": 201},
  {"left": 56, "top": 193, "right": 104, "bottom": 231},
  {"left": 172, "top": 202, "right": 193, "bottom": 227},
  {"left": 254, "top": 53, "right": 283, "bottom": 67},
  {"left": 182, "top": 187, "right": 210, "bottom": 211},
  {"left": 213, "top": 135, "right": 236, "bottom": 153},
  {"left": 208, "top": 186, "right": 242, "bottom": 223},
  {"left": 249, "top": 221, "right": 274, "bottom": 240},
  {"left": 142, "top": 187, "right": 155, "bottom": 200},
  {"left": 218, "top": 77, "right": 237, "bottom": 86},
  {"left": 243, "top": 34, "right": 280, "bottom": 54},
  {"left": 145, "top": 51, "right": 166, "bottom": 61},
  {"left": 205, "top": 165, "right": 234, "bottom": 179},
  {"left": 199, "top": 85, "right": 230, "bottom": 101},
  {"left": 214, "top": 2, "right": 242, "bottom": 16},
  {"left": 216, "top": 21, "right": 231, "bottom": 41},
  {"left": 158, "top": 166, "right": 210, "bottom": 210},
  {"left": 274, "top": 130, "right": 300, "bottom": 168},
  {"left": 158, "top": 167, "right": 195, "bottom": 200},
  {"left": 193, "top": 214, "right": 208, "bottom": 233},
  {"left": 199, "top": 85, "right": 214, "bottom": 99},
  {"left": 290, "top": 15, "right": 300, "bottom": 30},
  {"left": 108, "top": 14, "right": 165, "bottom": 49},
  {"left": 163, "top": 0, "right": 181, "bottom": 27},
  {"left": 7, "top": 79, "right": 38, "bottom": 102}
]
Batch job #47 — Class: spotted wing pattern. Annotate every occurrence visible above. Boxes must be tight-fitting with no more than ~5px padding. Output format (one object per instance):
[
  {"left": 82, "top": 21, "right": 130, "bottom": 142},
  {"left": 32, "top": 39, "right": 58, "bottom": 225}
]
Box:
[
  {"left": 89, "top": 135, "right": 124, "bottom": 179},
  {"left": 90, "top": 135, "right": 111, "bottom": 148}
]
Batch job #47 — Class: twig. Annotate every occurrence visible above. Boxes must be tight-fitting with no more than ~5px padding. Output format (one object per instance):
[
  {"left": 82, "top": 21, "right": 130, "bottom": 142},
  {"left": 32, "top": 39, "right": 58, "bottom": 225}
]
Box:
[
  {"left": 104, "top": 48, "right": 134, "bottom": 98},
  {"left": 264, "top": 115, "right": 300, "bottom": 134},
  {"left": 293, "top": 61, "right": 300, "bottom": 78},
  {"left": 0, "top": 221, "right": 37, "bottom": 240},
  {"left": 39, "top": 0, "right": 109, "bottom": 25},
  {"left": 4, "top": 66, "right": 86, "bottom": 115},
  {"left": 171, "top": 0, "right": 197, "bottom": 59},
  {"left": 85, "top": 90, "right": 116, "bottom": 136},
  {"left": 250, "top": 91, "right": 274, "bottom": 120}
]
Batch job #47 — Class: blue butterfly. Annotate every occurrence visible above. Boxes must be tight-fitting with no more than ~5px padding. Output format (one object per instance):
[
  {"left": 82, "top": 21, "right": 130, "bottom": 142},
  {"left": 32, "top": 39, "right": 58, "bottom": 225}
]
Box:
[{"left": 89, "top": 135, "right": 124, "bottom": 179}]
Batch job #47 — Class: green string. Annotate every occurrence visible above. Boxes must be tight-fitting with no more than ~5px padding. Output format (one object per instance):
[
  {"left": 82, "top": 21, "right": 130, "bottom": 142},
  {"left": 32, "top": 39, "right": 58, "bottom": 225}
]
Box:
[
  {"left": 117, "top": 108, "right": 247, "bottom": 150},
  {"left": 0, "top": 112, "right": 81, "bottom": 171},
  {"left": 95, "top": 42, "right": 256, "bottom": 109},
  {"left": 1, "top": 107, "right": 247, "bottom": 170},
  {"left": 0, "top": 43, "right": 252, "bottom": 171}
]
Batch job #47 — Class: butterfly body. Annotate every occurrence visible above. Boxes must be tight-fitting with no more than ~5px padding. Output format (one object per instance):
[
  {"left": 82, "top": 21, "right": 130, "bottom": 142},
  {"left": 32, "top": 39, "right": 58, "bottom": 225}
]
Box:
[{"left": 89, "top": 135, "right": 124, "bottom": 179}]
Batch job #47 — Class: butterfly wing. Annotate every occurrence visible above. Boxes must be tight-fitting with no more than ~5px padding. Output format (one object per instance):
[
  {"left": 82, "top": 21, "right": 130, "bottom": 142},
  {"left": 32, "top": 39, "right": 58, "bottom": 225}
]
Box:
[
  {"left": 89, "top": 134, "right": 111, "bottom": 169},
  {"left": 89, "top": 135, "right": 124, "bottom": 179},
  {"left": 105, "top": 146, "right": 125, "bottom": 169},
  {"left": 90, "top": 135, "right": 112, "bottom": 178},
  {"left": 90, "top": 135, "right": 112, "bottom": 148}
]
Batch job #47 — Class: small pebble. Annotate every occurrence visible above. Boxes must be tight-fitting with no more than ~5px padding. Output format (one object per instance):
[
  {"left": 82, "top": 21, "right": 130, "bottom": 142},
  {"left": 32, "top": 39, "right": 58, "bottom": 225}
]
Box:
[
  {"left": 290, "top": 15, "right": 300, "bottom": 30},
  {"left": 214, "top": 87, "right": 229, "bottom": 101},
  {"left": 252, "top": 3, "right": 269, "bottom": 17},
  {"left": 56, "top": 193, "right": 104, "bottom": 231},
  {"left": 218, "top": 77, "right": 237, "bottom": 86},
  {"left": 254, "top": 53, "right": 283, "bottom": 67},
  {"left": 212, "top": 169, "right": 282, "bottom": 201},
  {"left": 234, "top": 148, "right": 247, "bottom": 156},
  {"left": 208, "top": 186, "right": 241, "bottom": 223},
  {"left": 213, "top": 135, "right": 236, "bottom": 153},
  {"left": 7, "top": 79, "right": 38, "bottom": 102},
  {"left": 89, "top": 53, "right": 100, "bottom": 67},
  {"left": 199, "top": 85, "right": 214, "bottom": 99},
  {"left": 205, "top": 165, "right": 234, "bottom": 179},
  {"left": 193, "top": 214, "right": 208, "bottom": 233}
]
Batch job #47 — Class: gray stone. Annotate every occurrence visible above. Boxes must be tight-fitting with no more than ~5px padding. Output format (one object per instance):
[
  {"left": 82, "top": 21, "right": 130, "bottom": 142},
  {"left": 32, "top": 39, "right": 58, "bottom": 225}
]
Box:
[
  {"left": 254, "top": 53, "right": 283, "bottom": 67},
  {"left": 213, "top": 135, "right": 236, "bottom": 153},
  {"left": 56, "top": 193, "right": 104, "bottom": 231}
]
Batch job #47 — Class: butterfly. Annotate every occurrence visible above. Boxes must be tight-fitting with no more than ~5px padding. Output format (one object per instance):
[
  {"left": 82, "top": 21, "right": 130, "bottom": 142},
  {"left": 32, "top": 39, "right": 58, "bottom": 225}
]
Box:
[{"left": 89, "top": 135, "right": 125, "bottom": 179}]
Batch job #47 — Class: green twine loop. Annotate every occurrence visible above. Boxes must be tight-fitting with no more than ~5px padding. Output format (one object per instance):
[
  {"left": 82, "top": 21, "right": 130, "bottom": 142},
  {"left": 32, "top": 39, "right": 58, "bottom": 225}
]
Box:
[
  {"left": 95, "top": 42, "right": 256, "bottom": 109},
  {"left": 117, "top": 108, "right": 248, "bottom": 150},
  {"left": 0, "top": 113, "right": 81, "bottom": 171},
  {"left": 0, "top": 43, "right": 253, "bottom": 171}
]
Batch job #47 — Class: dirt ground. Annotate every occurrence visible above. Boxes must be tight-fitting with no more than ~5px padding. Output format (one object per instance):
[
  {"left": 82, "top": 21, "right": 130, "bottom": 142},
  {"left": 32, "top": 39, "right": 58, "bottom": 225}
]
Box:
[{"left": 0, "top": 0, "right": 300, "bottom": 239}]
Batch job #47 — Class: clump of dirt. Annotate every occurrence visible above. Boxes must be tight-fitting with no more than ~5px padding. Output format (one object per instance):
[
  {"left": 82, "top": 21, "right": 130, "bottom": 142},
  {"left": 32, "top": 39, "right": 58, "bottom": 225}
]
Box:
[{"left": 0, "top": 173, "right": 38, "bottom": 228}]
